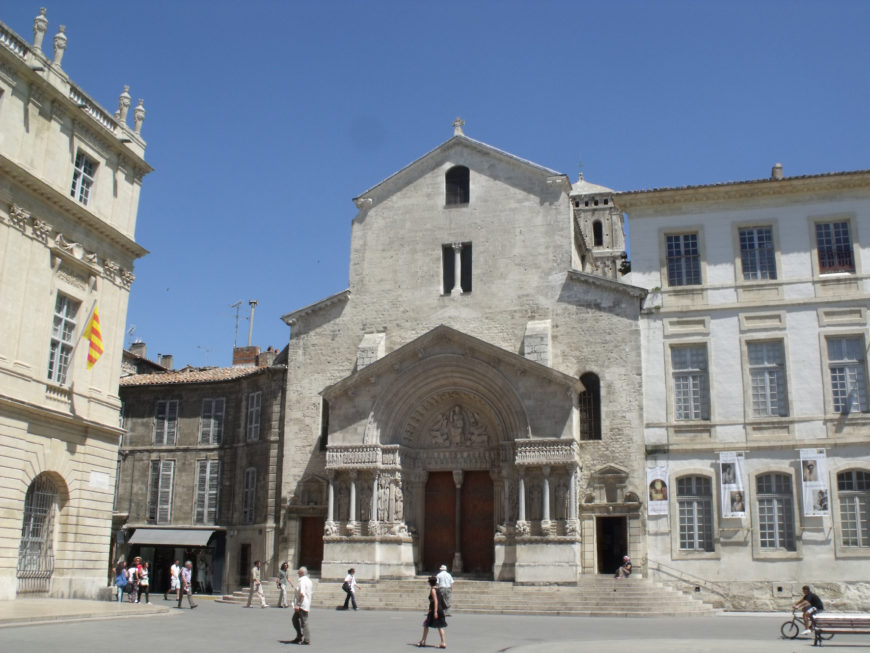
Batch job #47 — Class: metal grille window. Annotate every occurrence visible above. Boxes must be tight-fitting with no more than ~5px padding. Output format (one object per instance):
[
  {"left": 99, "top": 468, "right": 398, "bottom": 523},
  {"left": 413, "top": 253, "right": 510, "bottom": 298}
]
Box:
[
  {"left": 17, "top": 475, "right": 58, "bottom": 593},
  {"left": 739, "top": 227, "right": 776, "bottom": 280},
  {"left": 70, "top": 150, "right": 96, "bottom": 205},
  {"left": 837, "top": 470, "right": 870, "bottom": 547},
  {"left": 579, "top": 372, "right": 602, "bottom": 440},
  {"left": 148, "top": 460, "right": 175, "bottom": 523},
  {"left": 677, "top": 476, "right": 714, "bottom": 551},
  {"left": 748, "top": 341, "right": 788, "bottom": 417},
  {"left": 671, "top": 345, "right": 710, "bottom": 420},
  {"left": 666, "top": 233, "right": 701, "bottom": 286},
  {"left": 816, "top": 221, "right": 855, "bottom": 274},
  {"left": 242, "top": 467, "right": 256, "bottom": 524},
  {"left": 246, "top": 392, "right": 261, "bottom": 441},
  {"left": 756, "top": 473, "right": 796, "bottom": 551},
  {"left": 47, "top": 294, "right": 79, "bottom": 384},
  {"left": 194, "top": 460, "right": 221, "bottom": 524},
  {"left": 154, "top": 400, "right": 179, "bottom": 445},
  {"left": 200, "top": 398, "right": 225, "bottom": 444},
  {"left": 827, "top": 337, "right": 868, "bottom": 414}
]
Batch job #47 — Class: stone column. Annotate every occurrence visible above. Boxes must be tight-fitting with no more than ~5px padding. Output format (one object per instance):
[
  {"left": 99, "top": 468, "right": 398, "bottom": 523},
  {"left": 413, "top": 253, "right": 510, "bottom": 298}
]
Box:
[
  {"left": 327, "top": 474, "right": 335, "bottom": 522},
  {"left": 503, "top": 477, "right": 511, "bottom": 524},
  {"left": 518, "top": 474, "right": 526, "bottom": 521},
  {"left": 452, "top": 470, "right": 463, "bottom": 573},
  {"left": 349, "top": 471, "right": 357, "bottom": 523},
  {"left": 569, "top": 467, "right": 578, "bottom": 520},
  {"left": 542, "top": 467, "right": 551, "bottom": 522},
  {"left": 451, "top": 243, "right": 463, "bottom": 295}
]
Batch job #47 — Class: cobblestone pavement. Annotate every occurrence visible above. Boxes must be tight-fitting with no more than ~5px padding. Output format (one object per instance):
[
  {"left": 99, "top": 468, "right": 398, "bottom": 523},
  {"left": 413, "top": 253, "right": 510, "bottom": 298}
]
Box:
[{"left": 1, "top": 598, "right": 864, "bottom": 652}]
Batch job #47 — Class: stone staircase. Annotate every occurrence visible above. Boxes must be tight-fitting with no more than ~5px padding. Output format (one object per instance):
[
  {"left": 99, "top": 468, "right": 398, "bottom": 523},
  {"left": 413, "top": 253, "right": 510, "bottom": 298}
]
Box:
[{"left": 218, "top": 575, "right": 716, "bottom": 617}]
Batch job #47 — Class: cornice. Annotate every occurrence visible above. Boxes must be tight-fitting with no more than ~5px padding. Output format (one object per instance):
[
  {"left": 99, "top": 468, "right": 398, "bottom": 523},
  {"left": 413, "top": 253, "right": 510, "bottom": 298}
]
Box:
[
  {"left": 566, "top": 269, "right": 648, "bottom": 299},
  {"left": 613, "top": 170, "right": 870, "bottom": 214},
  {"left": 281, "top": 289, "right": 351, "bottom": 327}
]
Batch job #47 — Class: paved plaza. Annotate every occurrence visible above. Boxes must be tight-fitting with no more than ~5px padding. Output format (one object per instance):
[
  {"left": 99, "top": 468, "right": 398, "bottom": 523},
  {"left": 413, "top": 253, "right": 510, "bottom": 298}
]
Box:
[{"left": 1, "top": 598, "right": 866, "bottom": 653}]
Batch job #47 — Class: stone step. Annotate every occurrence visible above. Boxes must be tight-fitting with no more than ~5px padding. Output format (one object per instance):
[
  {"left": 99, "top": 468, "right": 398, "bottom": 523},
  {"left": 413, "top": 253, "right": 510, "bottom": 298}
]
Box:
[{"left": 216, "top": 577, "right": 715, "bottom": 616}]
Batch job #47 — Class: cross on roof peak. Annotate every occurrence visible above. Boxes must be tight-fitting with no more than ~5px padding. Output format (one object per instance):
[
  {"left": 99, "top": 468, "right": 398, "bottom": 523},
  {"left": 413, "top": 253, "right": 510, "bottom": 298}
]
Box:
[{"left": 452, "top": 117, "right": 465, "bottom": 136}]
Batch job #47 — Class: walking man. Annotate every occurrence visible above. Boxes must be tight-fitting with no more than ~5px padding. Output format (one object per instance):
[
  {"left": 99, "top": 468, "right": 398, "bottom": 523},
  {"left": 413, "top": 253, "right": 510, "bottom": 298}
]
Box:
[
  {"left": 176, "top": 560, "right": 198, "bottom": 609},
  {"left": 436, "top": 564, "right": 454, "bottom": 615},
  {"left": 165, "top": 559, "right": 180, "bottom": 601},
  {"left": 292, "top": 566, "right": 313, "bottom": 645},
  {"left": 247, "top": 560, "right": 268, "bottom": 608}
]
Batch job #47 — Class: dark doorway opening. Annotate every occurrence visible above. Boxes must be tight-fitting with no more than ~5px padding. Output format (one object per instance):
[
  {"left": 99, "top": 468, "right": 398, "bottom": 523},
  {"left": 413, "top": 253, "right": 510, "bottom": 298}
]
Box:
[
  {"left": 238, "top": 542, "right": 250, "bottom": 587},
  {"left": 596, "top": 516, "right": 627, "bottom": 574},
  {"left": 424, "top": 472, "right": 456, "bottom": 573},
  {"left": 299, "top": 516, "right": 325, "bottom": 571}
]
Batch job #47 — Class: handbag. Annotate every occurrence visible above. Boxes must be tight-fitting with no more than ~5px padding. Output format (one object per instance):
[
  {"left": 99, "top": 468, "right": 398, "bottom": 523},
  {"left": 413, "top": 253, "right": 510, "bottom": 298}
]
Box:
[{"left": 341, "top": 581, "right": 351, "bottom": 592}]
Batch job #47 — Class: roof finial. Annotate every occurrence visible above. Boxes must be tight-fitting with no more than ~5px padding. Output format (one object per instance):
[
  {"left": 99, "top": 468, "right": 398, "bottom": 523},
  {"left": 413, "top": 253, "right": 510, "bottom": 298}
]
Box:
[
  {"left": 452, "top": 117, "right": 465, "bottom": 136},
  {"left": 577, "top": 156, "right": 584, "bottom": 182},
  {"left": 32, "top": 8, "right": 48, "bottom": 54}
]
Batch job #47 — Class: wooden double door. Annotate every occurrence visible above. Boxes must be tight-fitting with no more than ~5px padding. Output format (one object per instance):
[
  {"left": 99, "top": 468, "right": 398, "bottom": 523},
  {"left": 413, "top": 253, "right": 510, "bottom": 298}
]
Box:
[{"left": 423, "top": 471, "right": 494, "bottom": 575}]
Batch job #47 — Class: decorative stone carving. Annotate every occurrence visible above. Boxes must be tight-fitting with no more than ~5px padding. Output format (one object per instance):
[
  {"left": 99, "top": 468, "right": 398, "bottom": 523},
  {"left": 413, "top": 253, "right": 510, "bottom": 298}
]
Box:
[
  {"left": 426, "top": 403, "right": 490, "bottom": 448},
  {"left": 353, "top": 197, "right": 373, "bottom": 209},
  {"left": 528, "top": 483, "right": 542, "bottom": 521},
  {"left": 8, "top": 204, "right": 30, "bottom": 231},
  {"left": 323, "top": 521, "right": 338, "bottom": 536},
  {"left": 55, "top": 266, "right": 87, "bottom": 290},
  {"left": 52, "top": 25, "right": 66, "bottom": 67},
  {"left": 393, "top": 476, "right": 404, "bottom": 522},
  {"left": 31, "top": 218, "right": 51, "bottom": 243},
  {"left": 133, "top": 99, "right": 145, "bottom": 134},
  {"left": 103, "top": 258, "right": 120, "bottom": 278},
  {"left": 515, "top": 520, "right": 530, "bottom": 536},
  {"left": 359, "top": 484, "right": 371, "bottom": 522},
  {"left": 32, "top": 8, "right": 48, "bottom": 54},
  {"left": 120, "top": 269, "right": 135, "bottom": 288},
  {"left": 515, "top": 439, "right": 578, "bottom": 466},
  {"left": 115, "top": 85, "right": 131, "bottom": 123},
  {"left": 337, "top": 483, "right": 349, "bottom": 522},
  {"left": 565, "top": 519, "right": 580, "bottom": 537},
  {"left": 555, "top": 483, "right": 569, "bottom": 520},
  {"left": 326, "top": 445, "right": 381, "bottom": 469}
]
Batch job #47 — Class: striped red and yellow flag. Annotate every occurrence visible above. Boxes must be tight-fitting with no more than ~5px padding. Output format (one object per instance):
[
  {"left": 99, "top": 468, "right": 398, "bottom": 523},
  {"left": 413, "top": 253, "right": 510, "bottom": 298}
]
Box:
[{"left": 83, "top": 305, "right": 103, "bottom": 369}]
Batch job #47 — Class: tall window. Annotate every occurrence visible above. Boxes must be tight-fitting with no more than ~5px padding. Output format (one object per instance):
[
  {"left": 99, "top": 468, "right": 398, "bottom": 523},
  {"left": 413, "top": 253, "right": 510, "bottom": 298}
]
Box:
[
  {"left": 242, "top": 467, "right": 257, "bottom": 524},
  {"left": 319, "top": 399, "right": 330, "bottom": 452},
  {"left": 739, "top": 227, "right": 776, "bottom": 280},
  {"left": 47, "top": 294, "right": 79, "bottom": 384},
  {"left": 838, "top": 470, "right": 870, "bottom": 548},
  {"left": 154, "top": 400, "right": 179, "bottom": 445},
  {"left": 677, "top": 476, "right": 714, "bottom": 551},
  {"left": 148, "top": 460, "right": 175, "bottom": 523},
  {"left": 445, "top": 165, "right": 470, "bottom": 205},
  {"left": 70, "top": 150, "right": 96, "bottom": 205},
  {"left": 748, "top": 341, "right": 788, "bottom": 417},
  {"left": 592, "top": 220, "right": 604, "bottom": 247},
  {"left": 666, "top": 233, "right": 701, "bottom": 286},
  {"left": 17, "top": 474, "right": 58, "bottom": 593},
  {"left": 816, "top": 221, "right": 855, "bottom": 274},
  {"left": 579, "top": 372, "right": 601, "bottom": 440},
  {"left": 441, "top": 242, "right": 472, "bottom": 294},
  {"left": 200, "top": 398, "right": 225, "bottom": 444},
  {"left": 194, "top": 459, "right": 221, "bottom": 524},
  {"left": 671, "top": 345, "right": 710, "bottom": 420},
  {"left": 756, "top": 473, "right": 796, "bottom": 551},
  {"left": 246, "top": 391, "right": 262, "bottom": 441},
  {"left": 827, "top": 337, "right": 868, "bottom": 414}
]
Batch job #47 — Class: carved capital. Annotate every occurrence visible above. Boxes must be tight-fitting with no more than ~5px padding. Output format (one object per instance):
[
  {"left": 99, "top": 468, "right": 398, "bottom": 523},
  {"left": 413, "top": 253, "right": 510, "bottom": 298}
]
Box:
[{"left": 452, "top": 469, "right": 464, "bottom": 488}]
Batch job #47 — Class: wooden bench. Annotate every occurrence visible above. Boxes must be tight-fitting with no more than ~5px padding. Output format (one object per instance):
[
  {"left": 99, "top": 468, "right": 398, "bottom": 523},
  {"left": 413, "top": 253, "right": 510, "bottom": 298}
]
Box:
[{"left": 813, "top": 613, "right": 870, "bottom": 646}]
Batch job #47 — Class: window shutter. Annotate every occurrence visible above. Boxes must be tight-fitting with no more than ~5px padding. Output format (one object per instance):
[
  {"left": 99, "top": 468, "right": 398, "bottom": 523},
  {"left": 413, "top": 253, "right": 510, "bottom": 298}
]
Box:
[
  {"left": 201, "top": 400, "right": 213, "bottom": 443},
  {"left": 213, "top": 398, "right": 225, "bottom": 444},
  {"left": 157, "top": 460, "right": 174, "bottom": 523},
  {"left": 155, "top": 401, "right": 166, "bottom": 445},
  {"left": 208, "top": 460, "right": 221, "bottom": 523},
  {"left": 166, "top": 401, "right": 178, "bottom": 445},
  {"left": 195, "top": 460, "right": 208, "bottom": 523},
  {"left": 148, "top": 461, "right": 160, "bottom": 521}
]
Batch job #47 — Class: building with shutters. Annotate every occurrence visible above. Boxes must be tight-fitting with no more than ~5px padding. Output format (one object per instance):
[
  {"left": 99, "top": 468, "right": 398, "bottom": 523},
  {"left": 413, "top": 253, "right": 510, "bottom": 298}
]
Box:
[
  {"left": 114, "top": 346, "right": 285, "bottom": 594},
  {"left": 0, "top": 10, "right": 150, "bottom": 599}
]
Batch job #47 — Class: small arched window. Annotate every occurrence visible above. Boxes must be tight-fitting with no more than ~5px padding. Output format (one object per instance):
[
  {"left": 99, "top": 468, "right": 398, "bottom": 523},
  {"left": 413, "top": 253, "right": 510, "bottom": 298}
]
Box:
[
  {"left": 445, "top": 166, "right": 469, "bottom": 205},
  {"left": 579, "top": 372, "right": 601, "bottom": 440},
  {"left": 592, "top": 220, "right": 604, "bottom": 247}
]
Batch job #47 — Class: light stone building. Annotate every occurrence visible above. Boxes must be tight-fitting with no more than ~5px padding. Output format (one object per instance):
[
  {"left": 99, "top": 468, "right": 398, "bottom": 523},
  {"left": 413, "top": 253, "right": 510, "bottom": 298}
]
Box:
[
  {"left": 619, "top": 167, "right": 870, "bottom": 610},
  {"left": 0, "top": 10, "right": 150, "bottom": 599},
  {"left": 279, "top": 123, "right": 647, "bottom": 584}
]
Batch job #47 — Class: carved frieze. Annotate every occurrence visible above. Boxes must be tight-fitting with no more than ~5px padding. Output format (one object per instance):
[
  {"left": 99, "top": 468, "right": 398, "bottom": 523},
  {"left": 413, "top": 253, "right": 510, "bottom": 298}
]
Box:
[
  {"left": 31, "top": 218, "right": 51, "bottom": 243},
  {"left": 8, "top": 204, "right": 29, "bottom": 231},
  {"left": 55, "top": 266, "right": 87, "bottom": 290},
  {"left": 103, "top": 258, "right": 120, "bottom": 279},
  {"left": 515, "top": 439, "right": 578, "bottom": 466},
  {"left": 120, "top": 269, "right": 135, "bottom": 288}
]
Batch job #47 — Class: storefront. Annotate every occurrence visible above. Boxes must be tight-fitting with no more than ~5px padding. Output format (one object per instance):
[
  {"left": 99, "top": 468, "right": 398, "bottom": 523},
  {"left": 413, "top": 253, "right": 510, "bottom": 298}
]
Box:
[{"left": 124, "top": 528, "right": 225, "bottom": 595}]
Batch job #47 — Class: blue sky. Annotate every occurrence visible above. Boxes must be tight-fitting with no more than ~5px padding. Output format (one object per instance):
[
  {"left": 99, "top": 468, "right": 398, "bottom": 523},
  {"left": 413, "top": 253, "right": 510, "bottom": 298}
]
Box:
[{"left": 5, "top": 1, "right": 869, "bottom": 367}]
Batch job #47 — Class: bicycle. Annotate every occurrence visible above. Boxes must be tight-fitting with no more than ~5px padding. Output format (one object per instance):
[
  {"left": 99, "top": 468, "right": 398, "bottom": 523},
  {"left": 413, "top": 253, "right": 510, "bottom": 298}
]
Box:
[{"left": 780, "top": 609, "right": 834, "bottom": 640}]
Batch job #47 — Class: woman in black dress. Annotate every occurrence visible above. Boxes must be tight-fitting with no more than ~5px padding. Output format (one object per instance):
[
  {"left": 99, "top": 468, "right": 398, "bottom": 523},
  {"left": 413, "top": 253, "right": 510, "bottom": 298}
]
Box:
[{"left": 417, "top": 575, "right": 447, "bottom": 648}]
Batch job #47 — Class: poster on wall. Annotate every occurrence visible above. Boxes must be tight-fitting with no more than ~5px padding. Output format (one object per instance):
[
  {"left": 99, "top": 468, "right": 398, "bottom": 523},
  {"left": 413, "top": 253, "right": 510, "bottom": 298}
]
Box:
[
  {"left": 800, "top": 448, "right": 830, "bottom": 517},
  {"left": 719, "top": 451, "right": 746, "bottom": 518},
  {"left": 647, "top": 464, "right": 669, "bottom": 515}
]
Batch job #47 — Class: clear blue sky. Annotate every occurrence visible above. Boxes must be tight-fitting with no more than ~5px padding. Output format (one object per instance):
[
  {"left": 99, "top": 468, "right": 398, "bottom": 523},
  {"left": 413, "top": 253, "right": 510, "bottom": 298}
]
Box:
[{"left": 5, "top": 1, "right": 869, "bottom": 368}]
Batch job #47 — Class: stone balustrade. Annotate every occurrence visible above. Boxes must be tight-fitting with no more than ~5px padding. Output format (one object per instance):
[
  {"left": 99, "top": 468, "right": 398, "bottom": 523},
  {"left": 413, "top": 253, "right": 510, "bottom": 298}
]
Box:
[
  {"left": 0, "top": 22, "right": 29, "bottom": 59},
  {"left": 68, "top": 85, "right": 119, "bottom": 134}
]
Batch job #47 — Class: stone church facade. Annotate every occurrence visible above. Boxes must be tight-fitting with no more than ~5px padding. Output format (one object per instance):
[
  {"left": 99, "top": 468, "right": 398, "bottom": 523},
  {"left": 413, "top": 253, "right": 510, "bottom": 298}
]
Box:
[{"left": 278, "top": 125, "right": 647, "bottom": 584}]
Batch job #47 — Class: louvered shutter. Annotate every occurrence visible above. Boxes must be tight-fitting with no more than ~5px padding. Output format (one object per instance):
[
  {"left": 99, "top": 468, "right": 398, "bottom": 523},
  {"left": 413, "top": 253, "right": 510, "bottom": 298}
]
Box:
[
  {"left": 148, "top": 461, "right": 160, "bottom": 520},
  {"left": 165, "top": 401, "right": 178, "bottom": 445},
  {"left": 213, "top": 398, "right": 225, "bottom": 444},
  {"left": 194, "top": 460, "right": 208, "bottom": 523},
  {"left": 157, "top": 460, "right": 174, "bottom": 522},
  {"left": 154, "top": 401, "right": 167, "bottom": 445},
  {"left": 207, "top": 460, "right": 221, "bottom": 522},
  {"left": 201, "top": 400, "right": 213, "bottom": 443}
]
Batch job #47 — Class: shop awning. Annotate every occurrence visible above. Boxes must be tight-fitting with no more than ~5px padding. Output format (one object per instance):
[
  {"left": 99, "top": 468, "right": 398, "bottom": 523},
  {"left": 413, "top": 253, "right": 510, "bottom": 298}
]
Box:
[{"left": 127, "top": 528, "right": 216, "bottom": 547}]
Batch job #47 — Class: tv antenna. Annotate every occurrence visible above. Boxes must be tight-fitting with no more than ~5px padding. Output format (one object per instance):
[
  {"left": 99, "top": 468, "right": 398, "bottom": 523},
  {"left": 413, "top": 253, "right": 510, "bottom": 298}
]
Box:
[
  {"left": 230, "top": 301, "right": 243, "bottom": 348},
  {"left": 126, "top": 325, "right": 136, "bottom": 348},
  {"left": 197, "top": 345, "right": 212, "bottom": 366}
]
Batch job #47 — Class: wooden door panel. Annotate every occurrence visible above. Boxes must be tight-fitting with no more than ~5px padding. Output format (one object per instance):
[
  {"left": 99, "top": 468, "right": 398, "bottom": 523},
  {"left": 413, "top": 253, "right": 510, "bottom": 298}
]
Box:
[
  {"left": 424, "top": 472, "right": 455, "bottom": 573},
  {"left": 461, "top": 471, "right": 494, "bottom": 574},
  {"left": 299, "top": 516, "right": 324, "bottom": 571}
]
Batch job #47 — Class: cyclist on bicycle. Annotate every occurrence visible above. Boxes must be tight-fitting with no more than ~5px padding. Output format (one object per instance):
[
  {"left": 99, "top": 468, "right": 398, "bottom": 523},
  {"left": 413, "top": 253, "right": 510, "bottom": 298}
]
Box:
[{"left": 793, "top": 584, "right": 824, "bottom": 635}]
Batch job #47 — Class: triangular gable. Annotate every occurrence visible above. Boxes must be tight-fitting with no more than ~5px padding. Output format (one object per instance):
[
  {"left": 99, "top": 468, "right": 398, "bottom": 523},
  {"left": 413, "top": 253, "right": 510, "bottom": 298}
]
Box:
[
  {"left": 322, "top": 324, "right": 581, "bottom": 400},
  {"left": 352, "top": 135, "right": 570, "bottom": 209}
]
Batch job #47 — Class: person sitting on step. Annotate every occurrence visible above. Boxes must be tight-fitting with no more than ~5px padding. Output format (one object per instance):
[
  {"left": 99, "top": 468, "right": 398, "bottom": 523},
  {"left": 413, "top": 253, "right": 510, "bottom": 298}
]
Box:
[{"left": 615, "top": 555, "right": 632, "bottom": 579}]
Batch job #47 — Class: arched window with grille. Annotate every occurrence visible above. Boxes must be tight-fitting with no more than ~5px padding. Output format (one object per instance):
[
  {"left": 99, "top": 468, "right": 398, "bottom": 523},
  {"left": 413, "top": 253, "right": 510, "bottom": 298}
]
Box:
[
  {"left": 17, "top": 474, "right": 59, "bottom": 594},
  {"left": 837, "top": 470, "right": 870, "bottom": 548},
  {"left": 756, "top": 473, "right": 796, "bottom": 551},
  {"left": 676, "top": 476, "right": 714, "bottom": 551},
  {"left": 445, "top": 166, "right": 470, "bottom": 205},
  {"left": 579, "top": 372, "right": 601, "bottom": 440}
]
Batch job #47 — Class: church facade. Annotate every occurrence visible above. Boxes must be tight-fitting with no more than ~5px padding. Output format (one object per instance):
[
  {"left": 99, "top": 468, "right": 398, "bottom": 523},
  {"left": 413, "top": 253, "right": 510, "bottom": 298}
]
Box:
[{"left": 278, "top": 126, "right": 647, "bottom": 584}]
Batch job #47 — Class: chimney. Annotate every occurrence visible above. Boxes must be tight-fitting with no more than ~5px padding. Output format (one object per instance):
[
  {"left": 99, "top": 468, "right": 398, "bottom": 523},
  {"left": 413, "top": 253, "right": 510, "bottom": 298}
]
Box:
[
  {"left": 257, "top": 346, "right": 277, "bottom": 368},
  {"left": 233, "top": 345, "right": 260, "bottom": 368},
  {"left": 771, "top": 163, "right": 783, "bottom": 180},
  {"left": 158, "top": 354, "right": 174, "bottom": 370},
  {"left": 129, "top": 341, "right": 146, "bottom": 358}
]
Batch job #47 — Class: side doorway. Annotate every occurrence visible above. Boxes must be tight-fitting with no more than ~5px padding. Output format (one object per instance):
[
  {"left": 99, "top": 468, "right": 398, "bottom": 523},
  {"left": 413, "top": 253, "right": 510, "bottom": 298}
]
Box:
[{"left": 596, "top": 516, "right": 627, "bottom": 575}]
